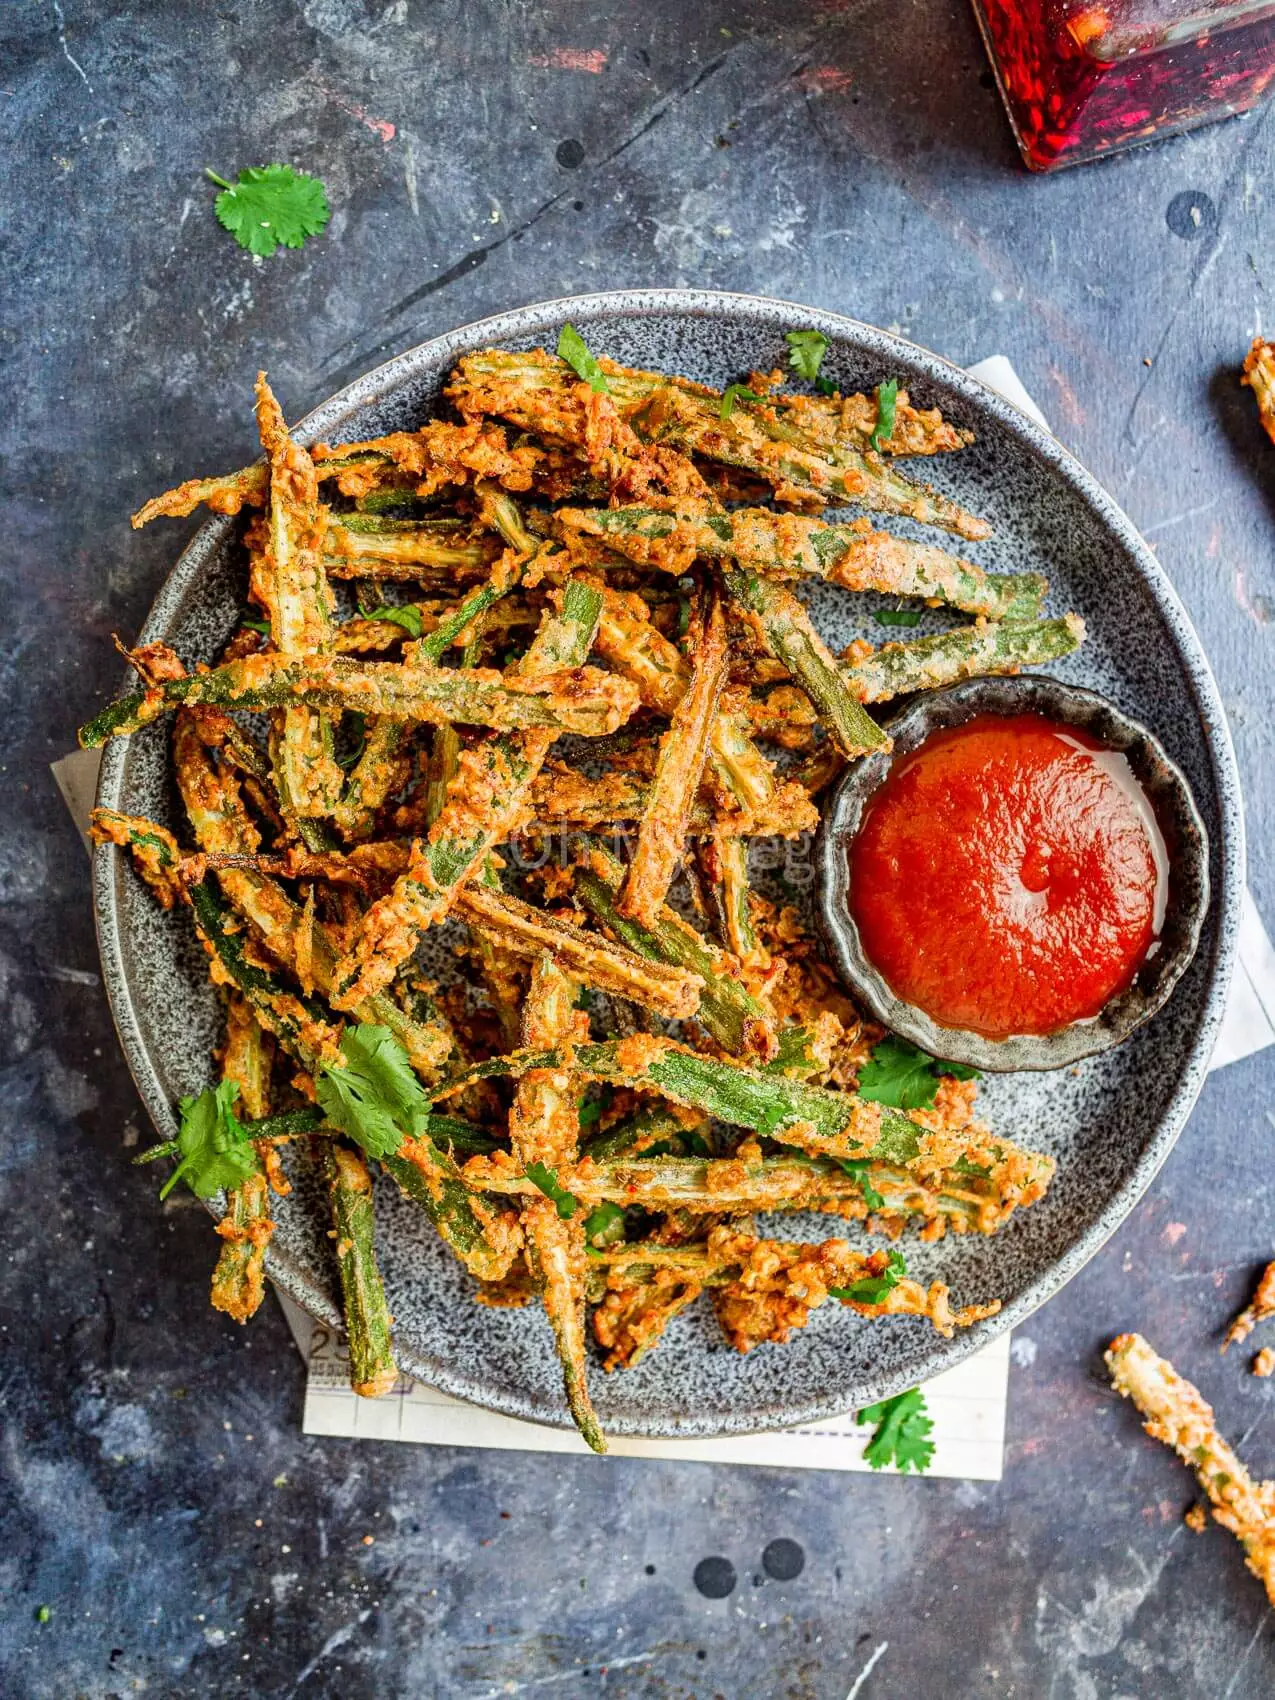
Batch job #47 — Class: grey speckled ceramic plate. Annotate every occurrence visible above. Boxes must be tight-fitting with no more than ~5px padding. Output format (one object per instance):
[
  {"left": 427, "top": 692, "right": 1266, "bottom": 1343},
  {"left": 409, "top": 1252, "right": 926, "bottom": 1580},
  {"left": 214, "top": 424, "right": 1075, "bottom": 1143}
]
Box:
[{"left": 92, "top": 290, "right": 1243, "bottom": 1439}]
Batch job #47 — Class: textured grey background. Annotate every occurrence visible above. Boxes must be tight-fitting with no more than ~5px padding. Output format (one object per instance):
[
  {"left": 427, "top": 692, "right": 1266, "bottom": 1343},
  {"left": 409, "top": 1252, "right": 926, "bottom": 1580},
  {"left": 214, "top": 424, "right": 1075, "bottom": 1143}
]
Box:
[{"left": 3, "top": 2, "right": 1275, "bottom": 1696}]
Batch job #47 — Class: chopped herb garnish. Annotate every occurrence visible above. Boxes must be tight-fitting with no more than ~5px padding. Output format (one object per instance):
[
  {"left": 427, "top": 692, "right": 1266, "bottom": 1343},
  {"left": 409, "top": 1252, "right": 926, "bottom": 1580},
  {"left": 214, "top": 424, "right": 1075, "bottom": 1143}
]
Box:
[
  {"left": 583, "top": 1200, "right": 626, "bottom": 1248},
  {"left": 35, "top": 1606, "right": 51, "bottom": 1625},
  {"left": 525, "top": 1161, "right": 580, "bottom": 1220},
  {"left": 856, "top": 1387, "right": 934, "bottom": 1473},
  {"left": 557, "top": 322, "right": 610, "bottom": 393},
  {"left": 207, "top": 164, "right": 330, "bottom": 258},
  {"left": 365, "top": 603, "right": 424, "bottom": 639},
  {"left": 242, "top": 618, "right": 271, "bottom": 636},
  {"left": 870, "top": 378, "right": 899, "bottom": 450},
  {"left": 871, "top": 607, "right": 922, "bottom": 628},
  {"left": 839, "top": 1159, "right": 886, "bottom": 1212},
  {"left": 720, "top": 383, "right": 767, "bottom": 421},
  {"left": 315, "top": 1024, "right": 430, "bottom": 1161},
  {"left": 829, "top": 1249, "right": 907, "bottom": 1306},
  {"left": 857, "top": 1035, "right": 980, "bottom": 1110},
  {"left": 785, "top": 328, "right": 828, "bottom": 382}
]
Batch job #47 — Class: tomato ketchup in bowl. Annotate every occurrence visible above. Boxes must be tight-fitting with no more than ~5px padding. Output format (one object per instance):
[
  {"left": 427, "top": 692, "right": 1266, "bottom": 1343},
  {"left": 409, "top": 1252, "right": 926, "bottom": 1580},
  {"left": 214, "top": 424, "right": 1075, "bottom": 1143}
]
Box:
[{"left": 815, "top": 678, "right": 1209, "bottom": 1072}]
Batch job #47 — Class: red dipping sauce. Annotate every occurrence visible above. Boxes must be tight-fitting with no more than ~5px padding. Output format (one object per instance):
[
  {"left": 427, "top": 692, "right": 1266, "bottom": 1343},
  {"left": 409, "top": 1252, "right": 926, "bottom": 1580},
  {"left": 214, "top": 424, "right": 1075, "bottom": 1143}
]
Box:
[{"left": 849, "top": 714, "right": 1167, "bottom": 1039}]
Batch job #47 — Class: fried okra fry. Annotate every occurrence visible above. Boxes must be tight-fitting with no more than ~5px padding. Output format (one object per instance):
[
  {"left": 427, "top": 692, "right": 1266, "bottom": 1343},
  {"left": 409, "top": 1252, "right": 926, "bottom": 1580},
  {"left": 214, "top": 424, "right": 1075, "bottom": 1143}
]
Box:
[
  {"left": 456, "top": 883, "right": 704, "bottom": 1021},
  {"left": 326, "top": 1143, "right": 399, "bottom": 1398},
  {"left": 1242, "top": 338, "right": 1275, "bottom": 447},
  {"left": 1107, "top": 1333, "right": 1275, "bottom": 1607},
  {"left": 209, "top": 996, "right": 277, "bottom": 1325},
  {"left": 508, "top": 955, "right": 605, "bottom": 1451},
  {"left": 79, "top": 651, "right": 639, "bottom": 747},
  {"left": 560, "top": 505, "right": 1038, "bottom": 619},
  {"left": 449, "top": 349, "right": 990, "bottom": 538},
  {"left": 842, "top": 614, "right": 1085, "bottom": 703},
  {"left": 253, "top": 375, "right": 345, "bottom": 819},
  {"left": 1222, "top": 1261, "right": 1275, "bottom": 1353},
  {"left": 723, "top": 569, "right": 889, "bottom": 758},
  {"left": 619, "top": 580, "right": 730, "bottom": 923}
]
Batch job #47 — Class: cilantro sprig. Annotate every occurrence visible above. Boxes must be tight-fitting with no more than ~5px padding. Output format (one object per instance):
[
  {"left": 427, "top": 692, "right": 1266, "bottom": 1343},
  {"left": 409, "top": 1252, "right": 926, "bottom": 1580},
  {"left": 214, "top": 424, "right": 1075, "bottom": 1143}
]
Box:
[
  {"left": 785, "top": 328, "right": 837, "bottom": 396},
  {"left": 526, "top": 1161, "right": 580, "bottom": 1220},
  {"left": 315, "top": 1024, "right": 431, "bottom": 1161},
  {"left": 155, "top": 1081, "right": 260, "bottom": 1201},
  {"left": 856, "top": 1387, "right": 934, "bottom": 1473},
  {"left": 207, "top": 165, "right": 330, "bottom": 258},
  {"left": 557, "top": 323, "right": 610, "bottom": 393},
  {"left": 720, "top": 383, "right": 767, "bottom": 421},
  {"left": 870, "top": 378, "right": 899, "bottom": 450},
  {"left": 838, "top": 1159, "right": 885, "bottom": 1212},
  {"left": 857, "top": 1036, "right": 981, "bottom": 1111},
  {"left": 364, "top": 603, "right": 424, "bottom": 639},
  {"left": 829, "top": 1249, "right": 907, "bottom": 1306}
]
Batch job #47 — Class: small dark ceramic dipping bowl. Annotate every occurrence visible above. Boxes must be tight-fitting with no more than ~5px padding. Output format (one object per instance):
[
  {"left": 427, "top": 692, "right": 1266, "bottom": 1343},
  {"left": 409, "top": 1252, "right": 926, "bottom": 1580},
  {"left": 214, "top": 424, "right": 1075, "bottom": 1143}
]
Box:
[{"left": 814, "top": 675, "right": 1210, "bottom": 1072}]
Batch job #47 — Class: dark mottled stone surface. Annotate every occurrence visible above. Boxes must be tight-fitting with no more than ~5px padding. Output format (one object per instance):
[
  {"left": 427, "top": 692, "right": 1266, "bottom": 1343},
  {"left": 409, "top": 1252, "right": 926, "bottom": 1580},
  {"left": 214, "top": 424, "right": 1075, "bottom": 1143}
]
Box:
[{"left": 3, "top": 2, "right": 1274, "bottom": 1695}]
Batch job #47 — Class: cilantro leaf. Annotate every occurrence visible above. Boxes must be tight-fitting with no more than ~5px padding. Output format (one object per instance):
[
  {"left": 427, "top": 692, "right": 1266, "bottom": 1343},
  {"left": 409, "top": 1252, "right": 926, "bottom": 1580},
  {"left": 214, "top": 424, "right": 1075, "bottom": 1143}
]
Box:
[
  {"left": 855, "top": 1387, "right": 934, "bottom": 1473},
  {"left": 829, "top": 1249, "right": 907, "bottom": 1306},
  {"left": 365, "top": 603, "right": 424, "bottom": 639},
  {"left": 872, "top": 607, "right": 922, "bottom": 628},
  {"left": 870, "top": 378, "right": 899, "bottom": 450},
  {"left": 316, "top": 1024, "right": 429, "bottom": 1161},
  {"left": 163, "top": 1080, "right": 260, "bottom": 1201},
  {"left": 207, "top": 165, "right": 330, "bottom": 258},
  {"left": 557, "top": 323, "right": 610, "bottom": 393},
  {"left": 242, "top": 618, "right": 271, "bottom": 636},
  {"left": 785, "top": 329, "right": 828, "bottom": 382},
  {"left": 583, "top": 1200, "right": 626, "bottom": 1248},
  {"left": 720, "top": 384, "right": 767, "bottom": 421},
  {"left": 838, "top": 1159, "right": 885, "bottom": 1212},
  {"left": 857, "top": 1036, "right": 941, "bottom": 1110},
  {"left": 525, "top": 1161, "right": 580, "bottom": 1220}
]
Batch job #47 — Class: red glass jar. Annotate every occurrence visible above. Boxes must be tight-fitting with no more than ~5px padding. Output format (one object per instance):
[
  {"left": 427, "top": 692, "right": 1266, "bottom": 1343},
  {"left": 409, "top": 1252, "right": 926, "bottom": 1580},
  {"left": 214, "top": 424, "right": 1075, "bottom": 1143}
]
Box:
[{"left": 972, "top": 0, "right": 1275, "bottom": 170}]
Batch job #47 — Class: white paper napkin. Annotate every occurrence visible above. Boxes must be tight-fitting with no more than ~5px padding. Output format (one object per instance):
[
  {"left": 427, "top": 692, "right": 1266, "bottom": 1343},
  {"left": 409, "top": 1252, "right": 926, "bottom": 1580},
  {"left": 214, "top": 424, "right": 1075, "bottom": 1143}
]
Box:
[{"left": 55, "top": 354, "right": 1273, "bottom": 1476}]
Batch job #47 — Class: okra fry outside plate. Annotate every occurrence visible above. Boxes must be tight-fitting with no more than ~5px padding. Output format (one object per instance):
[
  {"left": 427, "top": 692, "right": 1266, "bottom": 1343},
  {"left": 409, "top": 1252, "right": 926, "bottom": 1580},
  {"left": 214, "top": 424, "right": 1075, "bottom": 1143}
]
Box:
[{"left": 91, "top": 290, "right": 1243, "bottom": 1438}]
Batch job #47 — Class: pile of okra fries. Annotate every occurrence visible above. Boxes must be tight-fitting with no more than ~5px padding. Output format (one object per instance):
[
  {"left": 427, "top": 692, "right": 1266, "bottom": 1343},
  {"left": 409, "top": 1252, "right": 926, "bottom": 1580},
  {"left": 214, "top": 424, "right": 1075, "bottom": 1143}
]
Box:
[{"left": 82, "top": 336, "right": 1080, "bottom": 1450}]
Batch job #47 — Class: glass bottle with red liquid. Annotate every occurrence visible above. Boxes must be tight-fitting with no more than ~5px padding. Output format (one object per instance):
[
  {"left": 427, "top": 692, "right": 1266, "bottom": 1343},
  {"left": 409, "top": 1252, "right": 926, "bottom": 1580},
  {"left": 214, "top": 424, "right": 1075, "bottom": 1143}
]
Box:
[{"left": 972, "top": 0, "right": 1275, "bottom": 169}]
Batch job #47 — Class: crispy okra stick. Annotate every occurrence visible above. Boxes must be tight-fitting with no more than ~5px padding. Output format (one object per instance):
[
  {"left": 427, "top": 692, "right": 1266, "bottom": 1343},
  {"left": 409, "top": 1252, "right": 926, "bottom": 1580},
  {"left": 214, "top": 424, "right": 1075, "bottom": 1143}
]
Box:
[
  {"left": 843, "top": 614, "right": 1086, "bottom": 703},
  {"left": 560, "top": 505, "right": 1037, "bottom": 618},
  {"left": 130, "top": 450, "right": 400, "bottom": 527},
  {"left": 432, "top": 1035, "right": 919, "bottom": 1163},
  {"left": 585, "top": 1231, "right": 995, "bottom": 1339},
  {"left": 326, "top": 1143, "right": 399, "bottom": 1398},
  {"left": 209, "top": 996, "right": 277, "bottom": 1325},
  {"left": 1106, "top": 1333, "right": 1275, "bottom": 1606},
  {"left": 450, "top": 350, "right": 990, "bottom": 538},
  {"left": 330, "top": 580, "right": 607, "bottom": 1010},
  {"left": 525, "top": 766, "right": 815, "bottom": 838},
  {"left": 253, "top": 375, "right": 345, "bottom": 819},
  {"left": 1242, "top": 338, "right": 1275, "bottom": 448},
  {"left": 89, "top": 809, "right": 185, "bottom": 908},
  {"left": 1222, "top": 1261, "right": 1275, "bottom": 1354},
  {"left": 700, "top": 833, "right": 765, "bottom": 965},
  {"left": 619, "top": 580, "right": 730, "bottom": 923},
  {"left": 456, "top": 883, "right": 704, "bottom": 1020},
  {"left": 592, "top": 579, "right": 797, "bottom": 823},
  {"left": 460, "top": 1149, "right": 1045, "bottom": 1236},
  {"left": 509, "top": 955, "right": 605, "bottom": 1452},
  {"left": 723, "top": 569, "right": 889, "bottom": 758},
  {"left": 78, "top": 651, "right": 639, "bottom": 747},
  {"left": 572, "top": 838, "right": 779, "bottom": 1062}
]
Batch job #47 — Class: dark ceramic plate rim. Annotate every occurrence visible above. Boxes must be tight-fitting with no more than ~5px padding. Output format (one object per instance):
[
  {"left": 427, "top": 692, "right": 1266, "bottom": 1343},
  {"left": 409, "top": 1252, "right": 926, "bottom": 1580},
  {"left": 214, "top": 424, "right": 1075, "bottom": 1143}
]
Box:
[
  {"left": 91, "top": 289, "right": 1244, "bottom": 1438},
  {"left": 814, "top": 675, "right": 1212, "bottom": 1071}
]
